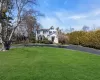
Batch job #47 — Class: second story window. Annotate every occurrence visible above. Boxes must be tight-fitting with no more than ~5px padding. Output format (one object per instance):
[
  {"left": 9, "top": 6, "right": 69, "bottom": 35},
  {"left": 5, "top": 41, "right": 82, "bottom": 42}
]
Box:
[
  {"left": 49, "top": 31, "right": 52, "bottom": 34},
  {"left": 53, "top": 31, "right": 56, "bottom": 34},
  {"left": 43, "top": 31, "right": 46, "bottom": 34}
]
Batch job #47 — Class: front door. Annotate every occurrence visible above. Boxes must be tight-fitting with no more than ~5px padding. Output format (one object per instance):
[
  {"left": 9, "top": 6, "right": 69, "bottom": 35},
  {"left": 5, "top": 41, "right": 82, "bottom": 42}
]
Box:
[{"left": 52, "top": 36, "right": 55, "bottom": 42}]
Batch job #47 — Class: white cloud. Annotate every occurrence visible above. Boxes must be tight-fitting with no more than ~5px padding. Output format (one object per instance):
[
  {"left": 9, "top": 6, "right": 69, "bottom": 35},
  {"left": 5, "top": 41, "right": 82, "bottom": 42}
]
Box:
[
  {"left": 93, "top": 9, "right": 100, "bottom": 16},
  {"left": 39, "top": 16, "right": 60, "bottom": 28},
  {"left": 68, "top": 15, "right": 87, "bottom": 20},
  {"left": 39, "top": 9, "right": 100, "bottom": 30}
]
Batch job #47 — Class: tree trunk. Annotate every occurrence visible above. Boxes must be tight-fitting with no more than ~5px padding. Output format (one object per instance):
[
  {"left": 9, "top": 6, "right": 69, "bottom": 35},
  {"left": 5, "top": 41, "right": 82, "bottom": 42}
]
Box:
[
  {"left": 1, "top": 38, "right": 6, "bottom": 51},
  {"left": 1, "top": 40, "right": 11, "bottom": 51},
  {"left": 4, "top": 41, "right": 11, "bottom": 50},
  {"left": 1, "top": 42, "right": 5, "bottom": 51}
]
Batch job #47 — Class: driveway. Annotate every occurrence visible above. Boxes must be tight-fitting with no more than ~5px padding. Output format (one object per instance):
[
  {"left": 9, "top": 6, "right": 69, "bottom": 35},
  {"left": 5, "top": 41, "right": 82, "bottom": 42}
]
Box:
[{"left": 67, "top": 45, "right": 100, "bottom": 55}]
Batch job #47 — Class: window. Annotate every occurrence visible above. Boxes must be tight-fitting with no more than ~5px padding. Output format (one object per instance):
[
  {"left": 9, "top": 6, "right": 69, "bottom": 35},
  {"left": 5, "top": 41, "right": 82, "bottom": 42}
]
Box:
[
  {"left": 49, "top": 31, "right": 52, "bottom": 34},
  {"left": 43, "top": 31, "right": 46, "bottom": 34},
  {"left": 53, "top": 31, "right": 56, "bottom": 34}
]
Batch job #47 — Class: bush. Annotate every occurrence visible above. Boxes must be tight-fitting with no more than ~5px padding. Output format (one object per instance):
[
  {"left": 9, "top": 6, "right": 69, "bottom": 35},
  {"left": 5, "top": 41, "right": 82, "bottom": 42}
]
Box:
[
  {"left": 36, "top": 38, "right": 53, "bottom": 44},
  {"left": 68, "top": 30, "right": 100, "bottom": 49},
  {"left": 58, "top": 34, "right": 69, "bottom": 45}
]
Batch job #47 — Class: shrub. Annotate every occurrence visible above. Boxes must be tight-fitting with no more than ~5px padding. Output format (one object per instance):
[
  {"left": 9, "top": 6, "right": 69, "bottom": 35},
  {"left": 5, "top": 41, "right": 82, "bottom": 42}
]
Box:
[
  {"left": 68, "top": 30, "right": 100, "bottom": 49},
  {"left": 58, "top": 33, "right": 69, "bottom": 45},
  {"left": 36, "top": 38, "right": 53, "bottom": 44}
]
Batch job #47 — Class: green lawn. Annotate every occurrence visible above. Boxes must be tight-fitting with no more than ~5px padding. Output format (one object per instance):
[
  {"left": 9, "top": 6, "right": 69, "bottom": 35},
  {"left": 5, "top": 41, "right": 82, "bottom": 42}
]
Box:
[{"left": 0, "top": 47, "right": 100, "bottom": 80}]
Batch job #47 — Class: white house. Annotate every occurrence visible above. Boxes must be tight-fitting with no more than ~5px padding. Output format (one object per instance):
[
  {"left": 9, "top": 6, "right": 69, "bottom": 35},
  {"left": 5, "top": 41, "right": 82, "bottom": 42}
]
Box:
[{"left": 36, "top": 27, "right": 58, "bottom": 43}]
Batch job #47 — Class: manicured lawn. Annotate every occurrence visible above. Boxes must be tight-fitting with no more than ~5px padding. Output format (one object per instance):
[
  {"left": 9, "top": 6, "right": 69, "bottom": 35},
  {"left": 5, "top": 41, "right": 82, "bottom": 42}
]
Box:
[{"left": 0, "top": 47, "right": 100, "bottom": 80}]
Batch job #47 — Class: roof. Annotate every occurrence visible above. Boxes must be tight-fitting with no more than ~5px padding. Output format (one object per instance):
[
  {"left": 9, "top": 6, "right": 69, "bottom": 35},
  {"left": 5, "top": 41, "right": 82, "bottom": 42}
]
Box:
[{"left": 37, "top": 29, "right": 49, "bottom": 31}]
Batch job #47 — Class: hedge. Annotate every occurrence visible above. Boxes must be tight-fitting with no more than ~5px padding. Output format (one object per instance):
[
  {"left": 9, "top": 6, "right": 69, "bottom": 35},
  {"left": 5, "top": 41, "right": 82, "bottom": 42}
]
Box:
[{"left": 68, "top": 30, "right": 100, "bottom": 49}]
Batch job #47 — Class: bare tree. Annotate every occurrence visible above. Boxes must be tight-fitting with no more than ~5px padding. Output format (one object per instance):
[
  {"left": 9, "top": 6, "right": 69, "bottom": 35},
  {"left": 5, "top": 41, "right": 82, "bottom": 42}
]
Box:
[
  {"left": 82, "top": 25, "right": 89, "bottom": 31},
  {"left": 56, "top": 27, "right": 69, "bottom": 44},
  {"left": 9, "top": 0, "right": 37, "bottom": 40},
  {"left": 21, "top": 9, "right": 42, "bottom": 42},
  {"left": 0, "top": 0, "right": 37, "bottom": 51},
  {"left": 14, "top": 9, "right": 42, "bottom": 43}
]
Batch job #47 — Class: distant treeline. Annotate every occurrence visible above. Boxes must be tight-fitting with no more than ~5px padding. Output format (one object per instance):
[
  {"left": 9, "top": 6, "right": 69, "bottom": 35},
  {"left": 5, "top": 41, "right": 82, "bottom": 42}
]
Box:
[{"left": 68, "top": 30, "right": 100, "bottom": 49}]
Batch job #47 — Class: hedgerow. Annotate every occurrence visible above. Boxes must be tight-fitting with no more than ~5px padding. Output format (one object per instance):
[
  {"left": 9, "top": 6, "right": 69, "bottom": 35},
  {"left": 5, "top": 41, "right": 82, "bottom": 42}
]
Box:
[{"left": 68, "top": 30, "right": 100, "bottom": 49}]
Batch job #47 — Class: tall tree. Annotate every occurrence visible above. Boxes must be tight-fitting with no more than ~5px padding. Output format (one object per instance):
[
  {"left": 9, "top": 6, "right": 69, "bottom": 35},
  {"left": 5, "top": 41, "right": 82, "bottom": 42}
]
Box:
[
  {"left": 0, "top": 0, "right": 13, "bottom": 51},
  {"left": 9, "top": 0, "right": 37, "bottom": 41},
  {"left": 0, "top": 0, "right": 37, "bottom": 51},
  {"left": 15, "top": 9, "right": 42, "bottom": 43}
]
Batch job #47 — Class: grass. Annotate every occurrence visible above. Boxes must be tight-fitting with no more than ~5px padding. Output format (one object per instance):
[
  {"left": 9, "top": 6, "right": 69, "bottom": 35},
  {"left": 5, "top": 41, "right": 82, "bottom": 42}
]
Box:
[{"left": 0, "top": 47, "right": 100, "bottom": 80}]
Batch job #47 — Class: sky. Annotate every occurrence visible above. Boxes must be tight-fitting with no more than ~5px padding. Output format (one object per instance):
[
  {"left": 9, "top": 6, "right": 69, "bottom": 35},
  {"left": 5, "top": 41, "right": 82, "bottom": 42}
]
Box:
[{"left": 37, "top": 0, "right": 100, "bottom": 30}]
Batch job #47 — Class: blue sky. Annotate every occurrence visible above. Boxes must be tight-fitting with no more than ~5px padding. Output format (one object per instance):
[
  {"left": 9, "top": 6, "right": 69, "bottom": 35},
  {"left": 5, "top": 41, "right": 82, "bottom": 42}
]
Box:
[{"left": 37, "top": 0, "right": 100, "bottom": 30}]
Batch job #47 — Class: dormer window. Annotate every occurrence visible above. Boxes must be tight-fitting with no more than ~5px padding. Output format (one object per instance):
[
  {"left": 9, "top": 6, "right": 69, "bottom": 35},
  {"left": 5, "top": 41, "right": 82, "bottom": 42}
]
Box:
[
  {"left": 49, "top": 31, "right": 52, "bottom": 34},
  {"left": 43, "top": 31, "right": 46, "bottom": 34},
  {"left": 53, "top": 31, "right": 56, "bottom": 34}
]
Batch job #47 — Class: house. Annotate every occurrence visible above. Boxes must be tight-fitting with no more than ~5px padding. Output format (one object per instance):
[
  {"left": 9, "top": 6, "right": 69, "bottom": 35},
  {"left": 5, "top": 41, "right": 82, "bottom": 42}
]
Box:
[{"left": 36, "top": 27, "right": 58, "bottom": 43}]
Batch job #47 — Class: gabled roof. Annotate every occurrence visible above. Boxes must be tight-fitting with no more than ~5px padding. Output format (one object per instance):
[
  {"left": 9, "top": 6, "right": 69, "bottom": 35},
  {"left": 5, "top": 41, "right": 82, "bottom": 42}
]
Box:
[
  {"left": 37, "top": 29, "right": 49, "bottom": 31},
  {"left": 37, "top": 26, "right": 55, "bottom": 32}
]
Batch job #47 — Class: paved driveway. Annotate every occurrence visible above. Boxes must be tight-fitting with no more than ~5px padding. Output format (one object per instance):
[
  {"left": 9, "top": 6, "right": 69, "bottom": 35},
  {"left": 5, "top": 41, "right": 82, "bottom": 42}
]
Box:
[{"left": 67, "top": 45, "right": 100, "bottom": 55}]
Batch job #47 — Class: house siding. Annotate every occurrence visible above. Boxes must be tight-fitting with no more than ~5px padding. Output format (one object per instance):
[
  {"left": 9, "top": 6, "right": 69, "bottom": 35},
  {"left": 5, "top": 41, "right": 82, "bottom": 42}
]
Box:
[{"left": 36, "top": 28, "right": 58, "bottom": 43}]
